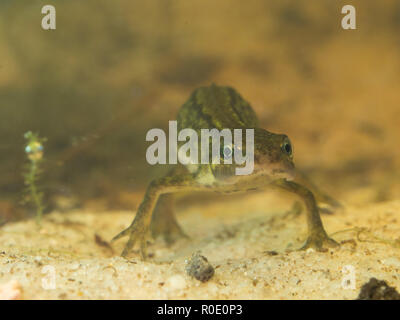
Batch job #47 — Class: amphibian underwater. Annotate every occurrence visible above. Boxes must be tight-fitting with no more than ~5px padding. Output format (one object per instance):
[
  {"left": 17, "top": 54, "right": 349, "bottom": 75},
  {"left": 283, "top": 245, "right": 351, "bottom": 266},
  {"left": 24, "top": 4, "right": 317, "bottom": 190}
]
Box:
[{"left": 112, "top": 84, "right": 340, "bottom": 258}]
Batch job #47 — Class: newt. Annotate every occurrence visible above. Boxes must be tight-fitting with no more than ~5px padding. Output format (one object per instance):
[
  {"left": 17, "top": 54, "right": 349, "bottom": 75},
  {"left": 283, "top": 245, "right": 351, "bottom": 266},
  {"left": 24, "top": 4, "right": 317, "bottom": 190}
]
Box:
[{"left": 112, "top": 84, "right": 340, "bottom": 258}]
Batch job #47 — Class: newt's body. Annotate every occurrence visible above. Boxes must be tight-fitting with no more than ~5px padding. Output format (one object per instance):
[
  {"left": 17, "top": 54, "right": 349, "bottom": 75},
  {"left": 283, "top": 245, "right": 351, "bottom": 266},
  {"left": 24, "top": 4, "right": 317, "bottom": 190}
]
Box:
[{"left": 112, "top": 84, "right": 339, "bottom": 258}]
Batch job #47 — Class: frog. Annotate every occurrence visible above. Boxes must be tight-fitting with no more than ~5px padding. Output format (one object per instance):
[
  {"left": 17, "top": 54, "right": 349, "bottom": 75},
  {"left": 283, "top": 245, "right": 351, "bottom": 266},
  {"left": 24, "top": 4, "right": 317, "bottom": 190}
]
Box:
[{"left": 112, "top": 84, "right": 340, "bottom": 258}]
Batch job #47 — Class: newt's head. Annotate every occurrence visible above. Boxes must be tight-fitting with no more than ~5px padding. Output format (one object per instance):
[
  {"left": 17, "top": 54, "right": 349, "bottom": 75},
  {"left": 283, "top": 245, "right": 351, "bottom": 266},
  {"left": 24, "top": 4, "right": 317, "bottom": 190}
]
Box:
[
  {"left": 252, "top": 128, "right": 295, "bottom": 180},
  {"left": 211, "top": 127, "right": 295, "bottom": 182}
]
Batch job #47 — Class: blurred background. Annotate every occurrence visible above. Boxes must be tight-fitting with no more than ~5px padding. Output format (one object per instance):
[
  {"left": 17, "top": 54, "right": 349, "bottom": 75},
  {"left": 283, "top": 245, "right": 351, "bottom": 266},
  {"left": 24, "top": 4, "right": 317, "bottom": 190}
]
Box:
[{"left": 0, "top": 0, "right": 399, "bottom": 222}]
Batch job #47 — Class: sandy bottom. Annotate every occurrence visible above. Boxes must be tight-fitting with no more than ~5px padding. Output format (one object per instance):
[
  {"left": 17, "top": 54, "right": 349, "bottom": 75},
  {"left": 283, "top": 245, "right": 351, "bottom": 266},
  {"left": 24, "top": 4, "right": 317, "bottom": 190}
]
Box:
[{"left": 1, "top": 191, "right": 400, "bottom": 300}]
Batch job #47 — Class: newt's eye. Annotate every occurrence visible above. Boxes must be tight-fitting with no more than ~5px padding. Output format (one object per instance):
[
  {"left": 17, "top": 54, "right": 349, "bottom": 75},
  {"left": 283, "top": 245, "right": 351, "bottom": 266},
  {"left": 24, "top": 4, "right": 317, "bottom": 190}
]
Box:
[
  {"left": 282, "top": 138, "right": 292, "bottom": 157},
  {"left": 221, "top": 145, "right": 233, "bottom": 160}
]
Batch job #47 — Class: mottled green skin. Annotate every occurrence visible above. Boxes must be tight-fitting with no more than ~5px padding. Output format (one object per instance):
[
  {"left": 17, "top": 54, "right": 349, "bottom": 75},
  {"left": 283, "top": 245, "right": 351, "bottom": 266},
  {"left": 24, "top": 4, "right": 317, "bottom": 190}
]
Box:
[
  {"left": 177, "top": 84, "right": 258, "bottom": 131},
  {"left": 112, "top": 84, "right": 339, "bottom": 258}
]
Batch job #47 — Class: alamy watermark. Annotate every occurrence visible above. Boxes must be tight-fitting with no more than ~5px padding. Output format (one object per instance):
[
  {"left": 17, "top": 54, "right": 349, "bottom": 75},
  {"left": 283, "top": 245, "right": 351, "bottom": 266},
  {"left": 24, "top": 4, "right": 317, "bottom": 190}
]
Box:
[
  {"left": 40, "top": 4, "right": 357, "bottom": 31},
  {"left": 41, "top": 265, "right": 56, "bottom": 290},
  {"left": 41, "top": 5, "right": 56, "bottom": 30},
  {"left": 145, "top": 121, "right": 254, "bottom": 175},
  {"left": 341, "top": 265, "right": 356, "bottom": 290}
]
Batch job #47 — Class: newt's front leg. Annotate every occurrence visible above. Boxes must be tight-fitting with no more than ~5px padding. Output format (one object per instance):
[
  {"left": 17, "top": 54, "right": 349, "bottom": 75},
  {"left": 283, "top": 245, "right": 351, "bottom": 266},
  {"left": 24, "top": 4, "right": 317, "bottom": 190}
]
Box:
[
  {"left": 272, "top": 179, "right": 339, "bottom": 251},
  {"left": 111, "top": 172, "right": 199, "bottom": 258},
  {"left": 293, "top": 169, "right": 343, "bottom": 212}
]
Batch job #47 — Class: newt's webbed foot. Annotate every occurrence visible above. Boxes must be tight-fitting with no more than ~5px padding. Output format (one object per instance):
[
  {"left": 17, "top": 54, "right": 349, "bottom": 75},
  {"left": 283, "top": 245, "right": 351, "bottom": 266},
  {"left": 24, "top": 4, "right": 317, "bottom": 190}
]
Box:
[
  {"left": 301, "top": 231, "right": 339, "bottom": 252},
  {"left": 151, "top": 219, "right": 189, "bottom": 245},
  {"left": 150, "top": 193, "right": 189, "bottom": 245},
  {"left": 111, "top": 219, "right": 151, "bottom": 259}
]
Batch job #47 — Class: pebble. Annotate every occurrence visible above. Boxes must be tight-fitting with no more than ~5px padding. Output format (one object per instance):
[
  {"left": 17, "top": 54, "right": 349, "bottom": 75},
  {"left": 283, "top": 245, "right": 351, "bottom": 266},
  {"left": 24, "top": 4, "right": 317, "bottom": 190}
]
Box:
[
  {"left": 185, "top": 251, "right": 215, "bottom": 282},
  {"left": 166, "top": 275, "right": 187, "bottom": 290}
]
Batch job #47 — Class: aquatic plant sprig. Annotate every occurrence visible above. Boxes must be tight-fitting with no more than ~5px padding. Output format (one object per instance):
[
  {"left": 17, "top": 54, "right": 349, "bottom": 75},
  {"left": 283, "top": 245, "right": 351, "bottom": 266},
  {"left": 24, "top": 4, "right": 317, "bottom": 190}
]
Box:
[{"left": 23, "top": 131, "right": 47, "bottom": 225}]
